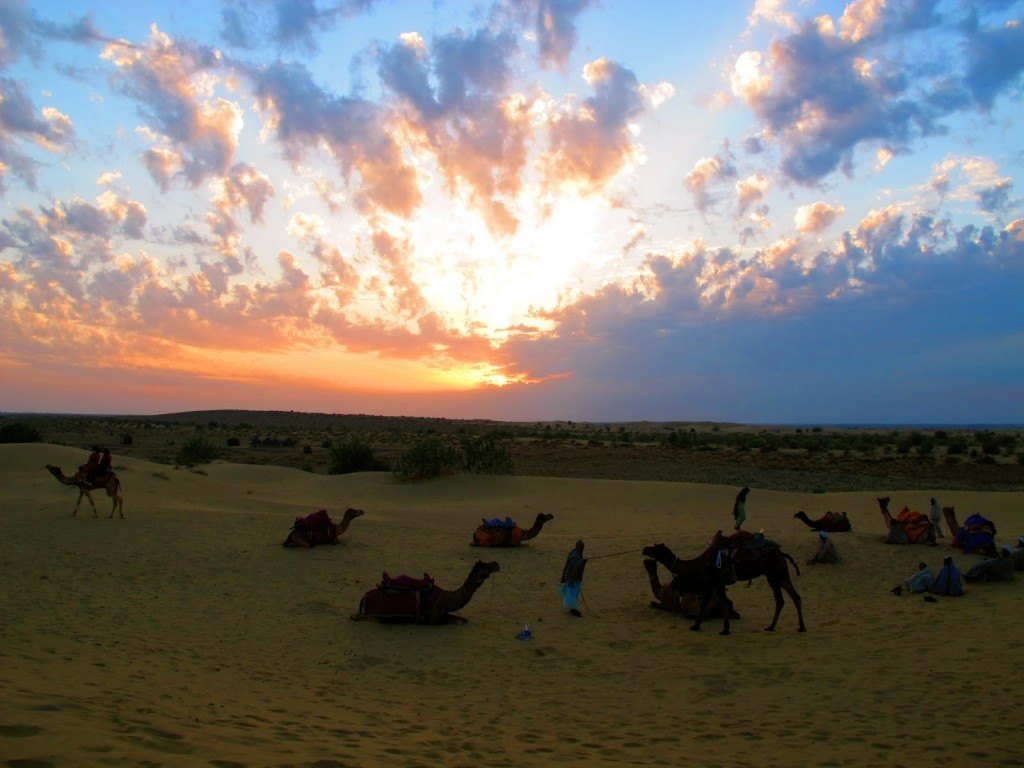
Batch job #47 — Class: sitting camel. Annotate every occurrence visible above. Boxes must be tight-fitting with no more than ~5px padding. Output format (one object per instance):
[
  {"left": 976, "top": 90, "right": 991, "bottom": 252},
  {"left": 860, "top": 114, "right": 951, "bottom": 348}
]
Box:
[
  {"left": 45, "top": 465, "right": 125, "bottom": 518},
  {"left": 283, "top": 508, "right": 364, "bottom": 548},
  {"left": 351, "top": 560, "right": 500, "bottom": 624},
  {"left": 942, "top": 507, "right": 997, "bottom": 557},
  {"left": 643, "top": 534, "right": 805, "bottom": 635},
  {"left": 471, "top": 513, "right": 554, "bottom": 547},
  {"left": 643, "top": 559, "right": 739, "bottom": 619},
  {"left": 877, "top": 497, "right": 936, "bottom": 545},
  {"left": 793, "top": 510, "right": 851, "bottom": 532}
]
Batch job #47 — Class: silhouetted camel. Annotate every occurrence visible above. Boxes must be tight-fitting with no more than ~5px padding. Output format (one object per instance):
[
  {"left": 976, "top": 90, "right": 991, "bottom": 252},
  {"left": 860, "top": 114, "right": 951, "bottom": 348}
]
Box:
[
  {"left": 45, "top": 465, "right": 124, "bottom": 518},
  {"left": 643, "top": 535, "right": 805, "bottom": 635},
  {"left": 643, "top": 558, "right": 739, "bottom": 619},
  {"left": 793, "top": 510, "right": 851, "bottom": 532}
]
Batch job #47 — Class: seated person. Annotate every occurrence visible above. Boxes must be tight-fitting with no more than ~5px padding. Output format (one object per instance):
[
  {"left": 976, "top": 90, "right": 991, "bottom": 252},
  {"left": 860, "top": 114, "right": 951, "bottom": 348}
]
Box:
[
  {"left": 899, "top": 562, "right": 934, "bottom": 594},
  {"left": 807, "top": 531, "right": 842, "bottom": 564},
  {"left": 929, "top": 556, "right": 963, "bottom": 596},
  {"left": 964, "top": 546, "right": 1015, "bottom": 583}
]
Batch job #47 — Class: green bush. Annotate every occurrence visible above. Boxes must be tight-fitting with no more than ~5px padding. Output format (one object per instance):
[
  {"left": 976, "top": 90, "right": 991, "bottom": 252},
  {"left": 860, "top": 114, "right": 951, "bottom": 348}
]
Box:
[
  {"left": 0, "top": 422, "right": 42, "bottom": 443},
  {"left": 392, "top": 435, "right": 460, "bottom": 481},
  {"left": 329, "top": 435, "right": 385, "bottom": 474},
  {"left": 121, "top": 434, "right": 134, "bottom": 445},
  {"left": 460, "top": 433, "right": 514, "bottom": 475},
  {"left": 176, "top": 436, "right": 219, "bottom": 467}
]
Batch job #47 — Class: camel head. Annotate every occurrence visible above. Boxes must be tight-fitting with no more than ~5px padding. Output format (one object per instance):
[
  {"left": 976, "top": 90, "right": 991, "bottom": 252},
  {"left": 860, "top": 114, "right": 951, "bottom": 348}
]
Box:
[
  {"left": 342, "top": 507, "right": 365, "bottom": 521},
  {"left": 534, "top": 513, "right": 555, "bottom": 525},
  {"left": 45, "top": 465, "right": 77, "bottom": 485},
  {"left": 469, "top": 560, "right": 500, "bottom": 585},
  {"left": 642, "top": 558, "right": 659, "bottom": 578},
  {"left": 794, "top": 511, "right": 808, "bottom": 520},
  {"left": 642, "top": 543, "right": 672, "bottom": 561},
  {"left": 877, "top": 496, "right": 890, "bottom": 510}
]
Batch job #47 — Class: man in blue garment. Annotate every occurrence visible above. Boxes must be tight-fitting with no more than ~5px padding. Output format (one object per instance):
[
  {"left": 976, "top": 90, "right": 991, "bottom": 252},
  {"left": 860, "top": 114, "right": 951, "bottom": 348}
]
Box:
[{"left": 560, "top": 540, "right": 587, "bottom": 617}]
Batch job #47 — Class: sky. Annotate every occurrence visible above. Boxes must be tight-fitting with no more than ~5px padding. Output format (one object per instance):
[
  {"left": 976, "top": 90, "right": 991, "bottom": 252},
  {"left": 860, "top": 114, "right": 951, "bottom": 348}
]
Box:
[{"left": 0, "top": 0, "right": 1022, "bottom": 424}]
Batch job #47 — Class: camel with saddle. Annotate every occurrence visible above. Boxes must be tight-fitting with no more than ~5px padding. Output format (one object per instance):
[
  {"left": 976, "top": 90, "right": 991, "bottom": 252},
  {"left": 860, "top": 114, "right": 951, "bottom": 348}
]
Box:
[
  {"left": 793, "top": 510, "right": 851, "bottom": 532},
  {"left": 942, "top": 506, "right": 998, "bottom": 557},
  {"left": 283, "top": 507, "right": 364, "bottom": 548},
  {"left": 877, "top": 497, "right": 936, "bottom": 545},
  {"left": 643, "top": 558, "right": 740, "bottom": 620},
  {"left": 351, "top": 560, "right": 500, "bottom": 624},
  {"left": 471, "top": 513, "right": 554, "bottom": 547},
  {"left": 643, "top": 532, "right": 805, "bottom": 635},
  {"left": 45, "top": 465, "right": 124, "bottom": 518}
]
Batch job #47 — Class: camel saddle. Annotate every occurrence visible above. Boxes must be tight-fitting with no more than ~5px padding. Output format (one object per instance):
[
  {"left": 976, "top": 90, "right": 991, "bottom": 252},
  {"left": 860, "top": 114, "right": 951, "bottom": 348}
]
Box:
[
  {"left": 80, "top": 471, "right": 115, "bottom": 487},
  {"left": 284, "top": 509, "right": 338, "bottom": 547},
  {"left": 705, "top": 531, "right": 778, "bottom": 583}
]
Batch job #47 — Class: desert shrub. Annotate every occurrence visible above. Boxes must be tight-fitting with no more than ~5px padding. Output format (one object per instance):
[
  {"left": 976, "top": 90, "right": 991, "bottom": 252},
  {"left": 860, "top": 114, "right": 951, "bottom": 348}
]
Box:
[
  {"left": 0, "top": 422, "right": 42, "bottom": 443},
  {"left": 329, "top": 435, "right": 385, "bottom": 474},
  {"left": 302, "top": 444, "right": 312, "bottom": 454},
  {"left": 121, "top": 434, "right": 134, "bottom": 445},
  {"left": 460, "top": 433, "right": 514, "bottom": 475},
  {"left": 302, "top": 459, "right": 316, "bottom": 473},
  {"left": 226, "top": 436, "right": 240, "bottom": 447},
  {"left": 392, "top": 435, "right": 460, "bottom": 481},
  {"left": 176, "top": 436, "right": 219, "bottom": 467}
]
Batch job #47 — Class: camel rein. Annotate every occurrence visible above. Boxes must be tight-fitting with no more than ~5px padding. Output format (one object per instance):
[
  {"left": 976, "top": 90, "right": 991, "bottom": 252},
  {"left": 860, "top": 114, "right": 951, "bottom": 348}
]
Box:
[{"left": 587, "top": 548, "right": 638, "bottom": 561}]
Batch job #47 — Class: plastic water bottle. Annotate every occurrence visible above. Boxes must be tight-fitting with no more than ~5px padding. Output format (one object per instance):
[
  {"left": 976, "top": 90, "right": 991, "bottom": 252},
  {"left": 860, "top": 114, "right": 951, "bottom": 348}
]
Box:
[{"left": 515, "top": 624, "right": 531, "bottom": 640}]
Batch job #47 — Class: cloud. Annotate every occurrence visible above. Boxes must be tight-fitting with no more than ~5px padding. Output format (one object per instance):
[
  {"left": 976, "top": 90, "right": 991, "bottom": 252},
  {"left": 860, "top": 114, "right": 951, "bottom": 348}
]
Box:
[
  {"left": 500, "top": 0, "right": 597, "bottom": 71},
  {"left": 249, "top": 60, "right": 420, "bottom": 217},
  {"left": 685, "top": 152, "right": 736, "bottom": 212},
  {"left": 377, "top": 27, "right": 526, "bottom": 234},
  {"left": 795, "top": 201, "right": 844, "bottom": 234},
  {"left": 731, "top": 4, "right": 1023, "bottom": 186},
  {"left": 540, "top": 58, "right": 662, "bottom": 197},
  {"left": 746, "top": 0, "right": 796, "bottom": 32},
  {"left": 736, "top": 173, "right": 770, "bottom": 216},
  {"left": 0, "top": 78, "right": 77, "bottom": 191},
  {"left": 101, "top": 25, "right": 241, "bottom": 187},
  {"left": 218, "top": 0, "right": 382, "bottom": 52}
]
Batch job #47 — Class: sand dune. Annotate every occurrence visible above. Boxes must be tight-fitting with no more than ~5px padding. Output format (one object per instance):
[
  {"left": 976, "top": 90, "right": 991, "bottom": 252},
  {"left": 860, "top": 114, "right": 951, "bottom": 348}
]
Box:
[{"left": 2, "top": 443, "right": 1023, "bottom": 767}]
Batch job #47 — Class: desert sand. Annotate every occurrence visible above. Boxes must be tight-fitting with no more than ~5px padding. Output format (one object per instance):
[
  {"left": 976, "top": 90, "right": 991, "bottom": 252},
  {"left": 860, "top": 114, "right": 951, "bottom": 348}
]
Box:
[{"left": 2, "top": 443, "right": 1023, "bottom": 767}]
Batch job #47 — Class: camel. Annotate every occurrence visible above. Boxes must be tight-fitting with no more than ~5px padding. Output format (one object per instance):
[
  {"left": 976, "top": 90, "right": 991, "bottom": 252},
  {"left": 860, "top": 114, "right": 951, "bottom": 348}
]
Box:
[
  {"left": 643, "top": 559, "right": 739, "bottom": 619},
  {"left": 642, "top": 535, "right": 805, "bottom": 635},
  {"left": 793, "top": 510, "right": 851, "bottom": 532},
  {"left": 45, "top": 465, "right": 124, "bottom": 518},
  {"left": 942, "top": 506, "right": 997, "bottom": 557},
  {"left": 472, "top": 513, "right": 554, "bottom": 547},
  {"left": 283, "top": 507, "right": 364, "bottom": 548},
  {"left": 877, "top": 497, "right": 936, "bottom": 545},
  {"left": 351, "top": 560, "right": 501, "bottom": 624}
]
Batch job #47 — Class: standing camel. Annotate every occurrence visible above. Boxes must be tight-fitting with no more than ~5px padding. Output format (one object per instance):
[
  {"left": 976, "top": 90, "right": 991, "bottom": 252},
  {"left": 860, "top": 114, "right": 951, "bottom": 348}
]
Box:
[
  {"left": 472, "top": 513, "right": 555, "bottom": 547},
  {"left": 352, "top": 560, "right": 501, "bottom": 624},
  {"left": 45, "top": 465, "right": 125, "bottom": 518},
  {"left": 643, "top": 535, "right": 805, "bottom": 635}
]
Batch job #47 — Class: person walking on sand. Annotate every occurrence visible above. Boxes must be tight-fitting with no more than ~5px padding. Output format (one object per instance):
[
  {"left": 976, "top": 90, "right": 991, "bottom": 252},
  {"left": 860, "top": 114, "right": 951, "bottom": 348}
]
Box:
[
  {"left": 732, "top": 487, "right": 750, "bottom": 532},
  {"left": 560, "top": 540, "right": 587, "bottom": 617}
]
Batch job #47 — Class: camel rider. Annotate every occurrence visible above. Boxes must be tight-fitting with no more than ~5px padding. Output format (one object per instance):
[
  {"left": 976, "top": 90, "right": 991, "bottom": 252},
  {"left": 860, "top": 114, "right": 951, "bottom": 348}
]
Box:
[
  {"left": 732, "top": 487, "right": 750, "bottom": 531},
  {"left": 92, "top": 448, "right": 112, "bottom": 482},
  {"left": 560, "top": 540, "right": 587, "bottom": 617},
  {"left": 79, "top": 446, "right": 101, "bottom": 483}
]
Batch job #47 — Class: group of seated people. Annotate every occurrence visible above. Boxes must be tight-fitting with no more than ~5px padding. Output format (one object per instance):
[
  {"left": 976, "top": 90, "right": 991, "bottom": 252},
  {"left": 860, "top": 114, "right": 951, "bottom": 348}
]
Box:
[{"left": 894, "top": 536, "right": 1024, "bottom": 597}]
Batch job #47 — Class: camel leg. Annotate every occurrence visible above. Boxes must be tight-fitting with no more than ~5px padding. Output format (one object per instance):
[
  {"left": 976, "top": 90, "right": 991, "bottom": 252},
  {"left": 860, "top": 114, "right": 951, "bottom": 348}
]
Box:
[
  {"left": 765, "top": 582, "right": 785, "bottom": 632},
  {"left": 690, "top": 588, "right": 710, "bottom": 632},
  {"left": 717, "top": 586, "right": 732, "bottom": 636}
]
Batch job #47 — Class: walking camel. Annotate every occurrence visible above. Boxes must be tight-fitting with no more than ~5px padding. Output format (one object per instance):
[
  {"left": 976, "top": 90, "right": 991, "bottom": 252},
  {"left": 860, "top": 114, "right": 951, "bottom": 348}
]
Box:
[
  {"left": 643, "top": 534, "right": 805, "bottom": 635},
  {"left": 45, "top": 465, "right": 125, "bottom": 518},
  {"left": 352, "top": 560, "right": 501, "bottom": 624}
]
